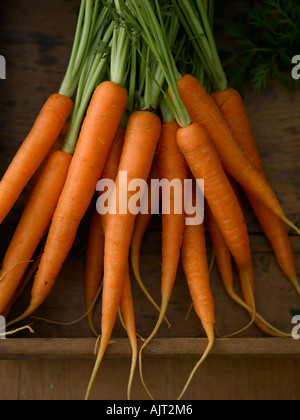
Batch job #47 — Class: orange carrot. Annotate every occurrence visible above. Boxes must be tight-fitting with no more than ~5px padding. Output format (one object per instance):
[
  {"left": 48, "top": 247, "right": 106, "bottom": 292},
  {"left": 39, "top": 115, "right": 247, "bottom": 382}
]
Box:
[
  {"left": 0, "top": 151, "right": 72, "bottom": 314},
  {"left": 0, "top": 94, "right": 73, "bottom": 223},
  {"left": 84, "top": 126, "right": 126, "bottom": 336},
  {"left": 131, "top": 158, "right": 170, "bottom": 326},
  {"left": 177, "top": 122, "right": 251, "bottom": 270},
  {"left": 206, "top": 204, "right": 291, "bottom": 338},
  {"left": 119, "top": 264, "right": 138, "bottom": 401},
  {"left": 8, "top": 81, "right": 128, "bottom": 326},
  {"left": 179, "top": 220, "right": 215, "bottom": 400},
  {"left": 139, "top": 121, "right": 188, "bottom": 399},
  {"left": 212, "top": 88, "right": 299, "bottom": 293},
  {"left": 99, "top": 142, "right": 138, "bottom": 400},
  {"left": 23, "top": 120, "right": 70, "bottom": 207},
  {"left": 85, "top": 207, "right": 105, "bottom": 337},
  {"left": 175, "top": 75, "right": 298, "bottom": 232},
  {"left": 206, "top": 205, "right": 234, "bottom": 298},
  {"left": 85, "top": 111, "right": 161, "bottom": 400}
]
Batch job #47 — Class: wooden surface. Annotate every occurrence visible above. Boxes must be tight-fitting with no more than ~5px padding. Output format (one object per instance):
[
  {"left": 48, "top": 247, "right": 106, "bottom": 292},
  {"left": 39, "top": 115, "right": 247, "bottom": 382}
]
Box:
[
  {"left": 0, "top": 338, "right": 300, "bottom": 360},
  {"left": 0, "top": 0, "right": 299, "bottom": 400}
]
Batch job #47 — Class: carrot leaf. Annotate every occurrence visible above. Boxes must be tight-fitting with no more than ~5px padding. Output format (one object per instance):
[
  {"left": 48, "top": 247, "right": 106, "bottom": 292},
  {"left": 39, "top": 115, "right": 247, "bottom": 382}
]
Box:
[{"left": 290, "top": 309, "right": 300, "bottom": 317}]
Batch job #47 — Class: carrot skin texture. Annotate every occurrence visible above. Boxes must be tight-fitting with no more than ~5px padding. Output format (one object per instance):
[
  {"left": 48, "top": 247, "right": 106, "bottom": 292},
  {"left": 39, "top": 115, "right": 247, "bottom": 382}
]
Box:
[
  {"left": 0, "top": 151, "right": 72, "bottom": 313},
  {"left": 131, "top": 158, "right": 170, "bottom": 321},
  {"left": 177, "top": 122, "right": 251, "bottom": 269},
  {"left": 85, "top": 207, "right": 105, "bottom": 334},
  {"left": 182, "top": 222, "right": 215, "bottom": 338},
  {"left": 119, "top": 263, "right": 138, "bottom": 401},
  {"left": 178, "top": 221, "right": 215, "bottom": 401},
  {"left": 0, "top": 94, "right": 73, "bottom": 223},
  {"left": 176, "top": 75, "right": 285, "bottom": 219},
  {"left": 84, "top": 126, "right": 126, "bottom": 335},
  {"left": 131, "top": 158, "right": 161, "bottom": 271},
  {"left": 138, "top": 122, "right": 188, "bottom": 400},
  {"left": 212, "top": 88, "right": 297, "bottom": 282},
  {"left": 23, "top": 82, "right": 127, "bottom": 315},
  {"left": 158, "top": 122, "right": 188, "bottom": 298},
  {"left": 101, "top": 111, "right": 162, "bottom": 349},
  {"left": 23, "top": 120, "right": 70, "bottom": 207},
  {"left": 86, "top": 111, "right": 161, "bottom": 400},
  {"left": 206, "top": 205, "right": 234, "bottom": 296}
]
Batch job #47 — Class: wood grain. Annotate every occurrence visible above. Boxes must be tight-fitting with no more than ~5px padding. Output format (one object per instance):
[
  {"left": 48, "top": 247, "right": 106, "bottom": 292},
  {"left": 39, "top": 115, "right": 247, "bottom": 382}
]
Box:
[
  {"left": 0, "top": 338, "right": 299, "bottom": 360},
  {"left": 0, "top": 0, "right": 299, "bottom": 401}
]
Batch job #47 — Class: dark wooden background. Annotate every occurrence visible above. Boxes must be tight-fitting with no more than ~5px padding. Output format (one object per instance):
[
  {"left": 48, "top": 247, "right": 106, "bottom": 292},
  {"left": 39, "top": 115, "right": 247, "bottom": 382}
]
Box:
[{"left": 0, "top": 0, "right": 299, "bottom": 400}]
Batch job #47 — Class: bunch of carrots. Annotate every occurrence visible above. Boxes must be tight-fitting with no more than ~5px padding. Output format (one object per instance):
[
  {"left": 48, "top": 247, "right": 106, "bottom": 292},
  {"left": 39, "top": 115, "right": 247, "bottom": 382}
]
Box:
[{"left": 0, "top": 0, "right": 299, "bottom": 400}]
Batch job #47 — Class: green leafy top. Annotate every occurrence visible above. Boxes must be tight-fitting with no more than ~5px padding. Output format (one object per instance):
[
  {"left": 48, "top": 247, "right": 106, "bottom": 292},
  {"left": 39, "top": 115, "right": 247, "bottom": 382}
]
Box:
[{"left": 220, "top": 0, "right": 300, "bottom": 92}]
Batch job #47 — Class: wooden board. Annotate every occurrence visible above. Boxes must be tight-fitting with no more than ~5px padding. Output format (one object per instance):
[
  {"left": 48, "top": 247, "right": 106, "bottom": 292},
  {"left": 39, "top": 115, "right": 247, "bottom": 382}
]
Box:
[{"left": 0, "top": 338, "right": 299, "bottom": 360}]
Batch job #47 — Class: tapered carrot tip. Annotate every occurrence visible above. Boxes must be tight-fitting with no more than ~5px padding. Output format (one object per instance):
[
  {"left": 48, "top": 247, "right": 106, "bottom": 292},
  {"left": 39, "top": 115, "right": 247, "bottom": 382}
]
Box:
[
  {"left": 6, "top": 305, "right": 35, "bottom": 328},
  {"left": 281, "top": 216, "right": 300, "bottom": 236},
  {"left": 290, "top": 276, "right": 300, "bottom": 296},
  {"left": 177, "top": 324, "right": 215, "bottom": 401}
]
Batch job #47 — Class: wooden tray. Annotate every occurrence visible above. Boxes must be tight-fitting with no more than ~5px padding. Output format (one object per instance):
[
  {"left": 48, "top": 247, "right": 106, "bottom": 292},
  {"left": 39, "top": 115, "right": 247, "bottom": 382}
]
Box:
[{"left": 0, "top": 0, "right": 299, "bottom": 360}]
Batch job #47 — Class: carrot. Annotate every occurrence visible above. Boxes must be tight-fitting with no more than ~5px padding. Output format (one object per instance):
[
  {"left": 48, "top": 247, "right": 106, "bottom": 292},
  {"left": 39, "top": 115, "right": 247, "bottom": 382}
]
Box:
[
  {"left": 85, "top": 110, "right": 162, "bottom": 400},
  {"left": 101, "top": 185, "right": 138, "bottom": 402},
  {"left": 84, "top": 207, "right": 105, "bottom": 337},
  {"left": 139, "top": 121, "right": 188, "bottom": 399},
  {"left": 101, "top": 186, "right": 138, "bottom": 402},
  {"left": 23, "top": 120, "right": 70, "bottom": 207},
  {"left": 178, "top": 221, "right": 215, "bottom": 400},
  {"left": 206, "top": 204, "right": 291, "bottom": 338},
  {"left": 0, "top": 94, "right": 73, "bottom": 224},
  {"left": 8, "top": 81, "right": 128, "bottom": 326},
  {"left": 175, "top": 74, "right": 299, "bottom": 234},
  {"left": 237, "top": 263, "right": 291, "bottom": 338},
  {"left": 0, "top": 150, "right": 72, "bottom": 315},
  {"left": 119, "top": 264, "right": 138, "bottom": 401},
  {"left": 84, "top": 126, "right": 126, "bottom": 336},
  {"left": 212, "top": 88, "right": 300, "bottom": 293},
  {"left": 131, "top": 158, "right": 171, "bottom": 327},
  {"left": 177, "top": 122, "right": 251, "bottom": 270}
]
